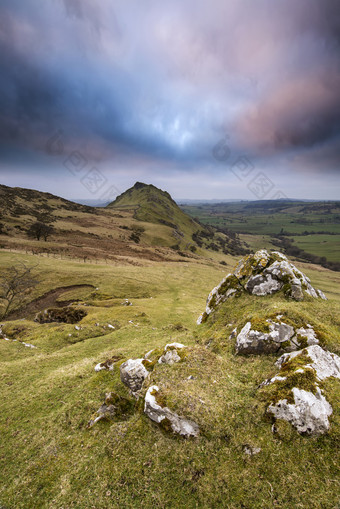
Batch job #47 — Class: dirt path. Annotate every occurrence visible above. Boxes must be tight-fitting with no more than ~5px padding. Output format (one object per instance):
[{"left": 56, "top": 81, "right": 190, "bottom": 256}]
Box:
[{"left": 6, "top": 284, "right": 95, "bottom": 320}]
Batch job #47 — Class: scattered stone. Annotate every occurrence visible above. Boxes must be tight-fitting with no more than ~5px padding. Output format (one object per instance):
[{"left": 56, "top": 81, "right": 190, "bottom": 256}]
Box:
[
  {"left": 120, "top": 358, "right": 150, "bottom": 396},
  {"left": 229, "top": 327, "right": 237, "bottom": 339},
  {"left": 158, "top": 343, "right": 187, "bottom": 365},
  {"left": 122, "top": 299, "right": 132, "bottom": 306},
  {"left": 144, "top": 385, "right": 199, "bottom": 438},
  {"left": 35, "top": 306, "right": 87, "bottom": 324},
  {"left": 243, "top": 444, "right": 261, "bottom": 456},
  {"left": 0, "top": 326, "right": 37, "bottom": 348},
  {"left": 88, "top": 392, "right": 133, "bottom": 427},
  {"left": 94, "top": 355, "right": 123, "bottom": 372}
]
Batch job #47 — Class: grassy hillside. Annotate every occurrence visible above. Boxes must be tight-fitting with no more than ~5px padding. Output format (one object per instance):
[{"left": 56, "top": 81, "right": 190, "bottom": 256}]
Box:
[
  {"left": 0, "top": 250, "right": 339, "bottom": 508},
  {"left": 0, "top": 183, "right": 247, "bottom": 263},
  {"left": 109, "top": 182, "right": 199, "bottom": 232}
]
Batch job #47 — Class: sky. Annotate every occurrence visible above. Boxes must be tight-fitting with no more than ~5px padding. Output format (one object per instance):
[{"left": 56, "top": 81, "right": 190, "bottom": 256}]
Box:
[{"left": 0, "top": 0, "right": 339, "bottom": 202}]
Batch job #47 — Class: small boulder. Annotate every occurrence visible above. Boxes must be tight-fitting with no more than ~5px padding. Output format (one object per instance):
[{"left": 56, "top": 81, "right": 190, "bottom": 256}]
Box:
[
  {"left": 158, "top": 343, "right": 187, "bottom": 365},
  {"left": 88, "top": 392, "right": 133, "bottom": 427},
  {"left": 120, "top": 358, "right": 150, "bottom": 396},
  {"left": 144, "top": 385, "right": 199, "bottom": 438},
  {"left": 267, "top": 387, "right": 333, "bottom": 435},
  {"left": 275, "top": 344, "right": 340, "bottom": 381}
]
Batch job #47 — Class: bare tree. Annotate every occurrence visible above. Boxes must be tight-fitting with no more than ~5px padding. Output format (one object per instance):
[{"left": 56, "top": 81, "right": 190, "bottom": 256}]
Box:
[
  {"left": 27, "top": 222, "right": 55, "bottom": 241},
  {"left": 0, "top": 263, "right": 39, "bottom": 319}
]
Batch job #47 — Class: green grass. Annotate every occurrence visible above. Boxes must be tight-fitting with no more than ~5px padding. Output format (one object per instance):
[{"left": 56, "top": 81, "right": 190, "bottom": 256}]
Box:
[
  {"left": 0, "top": 251, "right": 340, "bottom": 508},
  {"left": 291, "top": 234, "right": 340, "bottom": 263},
  {"left": 181, "top": 201, "right": 340, "bottom": 266}
]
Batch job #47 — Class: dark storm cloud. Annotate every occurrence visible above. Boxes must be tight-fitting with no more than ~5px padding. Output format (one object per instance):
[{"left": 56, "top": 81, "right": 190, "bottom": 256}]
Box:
[{"left": 0, "top": 0, "right": 339, "bottom": 192}]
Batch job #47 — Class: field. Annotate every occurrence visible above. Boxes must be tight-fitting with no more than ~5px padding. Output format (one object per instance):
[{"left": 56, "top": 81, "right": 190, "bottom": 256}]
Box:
[
  {"left": 181, "top": 201, "right": 340, "bottom": 267},
  {"left": 1, "top": 250, "right": 340, "bottom": 508}
]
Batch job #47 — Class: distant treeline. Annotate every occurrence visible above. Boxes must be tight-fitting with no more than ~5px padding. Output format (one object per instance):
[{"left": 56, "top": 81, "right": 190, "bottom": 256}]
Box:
[{"left": 272, "top": 235, "right": 340, "bottom": 272}]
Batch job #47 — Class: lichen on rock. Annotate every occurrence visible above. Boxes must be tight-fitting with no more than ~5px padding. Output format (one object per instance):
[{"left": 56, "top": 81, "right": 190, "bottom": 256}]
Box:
[
  {"left": 235, "top": 317, "right": 319, "bottom": 355},
  {"left": 144, "top": 385, "right": 199, "bottom": 438},
  {"left": 120, "top": 358, "right": 150, "bottom": 397},
  {"left": 260, "top": 345, "right": 340, "bottom": 435},
  {"left": 197, "top": 250, "right": 327, "bottom": 324}
]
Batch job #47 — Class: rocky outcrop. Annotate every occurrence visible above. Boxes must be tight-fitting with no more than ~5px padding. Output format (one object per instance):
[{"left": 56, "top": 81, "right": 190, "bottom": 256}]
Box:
[
  {"left": 260, "top": 345, "right": 340, "bottom": 435},
  {"left": 197, "top": 250, "right": 327, "bottom": 324},
  {"left": 235, "top": 317, "right": 319, "bottom": 355},
  {"left": 144, "top": 385, "right": 199, "bottom": 438},
  {"left": 35, "top": 306, "right": 87, "bottom": 324}
]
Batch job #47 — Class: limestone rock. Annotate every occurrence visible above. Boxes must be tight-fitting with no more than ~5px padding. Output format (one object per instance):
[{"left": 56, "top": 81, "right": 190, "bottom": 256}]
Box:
[
  {"left": 120, "top": 358, "right": 149, "bottom": 396},
  {"left": 197, "top": 250, "right": 327, "bottom": 323},
  {"left": 262, "top": 345, "right": 340, "bottom": 435},
  {"left": 197, "top": 274, "right": 243, "bottom": 324},
  {"left": 144, "top": 385, "right": 199, "bottom": 438},
  {"left": 88, "top": 392, "right": 133, "bottom": 427},
  {"left": 94, "top": 355, "right": 123, "bottom": 372},
  {"left": 158, "top": 343, "right": 186, "bottom": 365},
  {"left": 267, "top": 387, "right": 332, "bottom": 435},
  {"left": 235, "top": 318, "right": 319, "bottom": 355},
  {"left": 276, "top": 345, "right": 340, "bottom": 381}
]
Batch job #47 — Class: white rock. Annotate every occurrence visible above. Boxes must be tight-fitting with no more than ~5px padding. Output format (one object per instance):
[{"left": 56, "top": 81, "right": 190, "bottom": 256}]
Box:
[
  {"left": 144, "top": 386, "right": 199, "bottom": 438},
  {"left": 268, "top": 387, "right": 332, "bottom": 435},
  {"left": 120, "top": 358, "right": 149, "bottom": 396},
  {"left": 158, "top": 343, "right": 186, "bottom": 365},
  {"left": 276, "top": 345, "right": 340, "bottom": 381},
  {"left": 235, "top": 320, "right": 295, "bottom": 355},
  {"left": 246, "top": 274, "right": 282, "bottom": 296},
  {"left": 292, "top": 327, "right": 319, "bottom": 348}
]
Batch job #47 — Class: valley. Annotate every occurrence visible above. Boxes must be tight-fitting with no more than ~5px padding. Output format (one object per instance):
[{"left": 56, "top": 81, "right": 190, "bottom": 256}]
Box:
[{"left": 0, "top": 184, "right": 340, "bottom": 509}]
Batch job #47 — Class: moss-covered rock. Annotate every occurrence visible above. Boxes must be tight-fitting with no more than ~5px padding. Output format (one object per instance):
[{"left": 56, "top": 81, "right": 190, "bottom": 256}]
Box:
[
  {"left": 235, "top": 316, "right": 320, "bottom": 355},
  {"left": 197, "top": 250, "right": 327, "bottom": 324},
  {"left": 144, "top": 385, "right": 199, "bottom": 438},
  {"left": 87, "top": 392, "right": 134, "bottom": 427},
  {"left": 259, "top": 345, "right": 340, "bottom": 435}
]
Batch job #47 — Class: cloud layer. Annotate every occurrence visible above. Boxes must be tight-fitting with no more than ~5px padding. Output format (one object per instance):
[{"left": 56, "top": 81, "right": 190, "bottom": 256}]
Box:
[{"left": 0, "top": 0, "right": 339, "bottom": 199}]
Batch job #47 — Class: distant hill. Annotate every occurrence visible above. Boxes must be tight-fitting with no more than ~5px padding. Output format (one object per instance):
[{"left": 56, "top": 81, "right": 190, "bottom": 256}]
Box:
[
  {"left": 108, "top": 182, "right": 200, "bottom": 232},
  {"left": 0, "top": 182, "right": 248, "bottom": 263}
]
